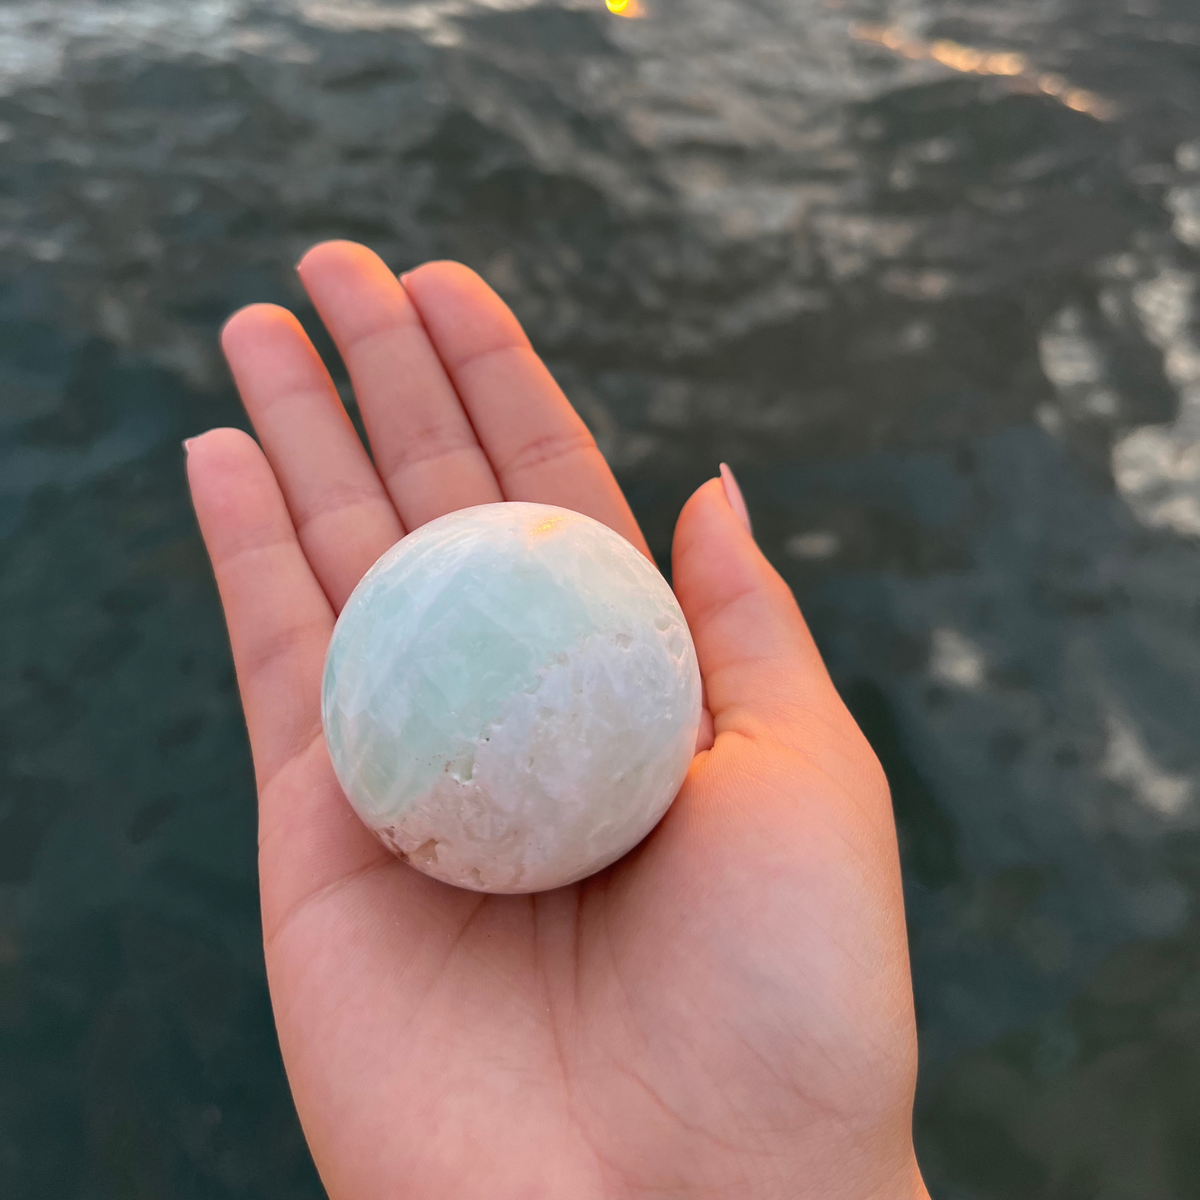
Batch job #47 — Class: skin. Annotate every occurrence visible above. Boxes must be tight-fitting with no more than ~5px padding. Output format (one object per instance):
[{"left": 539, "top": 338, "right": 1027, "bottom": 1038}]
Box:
[{"left": 185, "top": 240, "right": 931, "bottom": 1200}]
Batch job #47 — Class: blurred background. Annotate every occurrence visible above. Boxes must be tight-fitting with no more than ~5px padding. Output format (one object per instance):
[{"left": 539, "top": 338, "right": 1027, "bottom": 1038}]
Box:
[{"left": 2, "top": 0, "right": 1199, "bottom": 1195}]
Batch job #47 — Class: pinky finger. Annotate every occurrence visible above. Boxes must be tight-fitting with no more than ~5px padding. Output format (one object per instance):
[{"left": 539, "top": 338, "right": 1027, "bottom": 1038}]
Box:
[{"left": 185, "top": 428, "right": 334, "bottom": 794}]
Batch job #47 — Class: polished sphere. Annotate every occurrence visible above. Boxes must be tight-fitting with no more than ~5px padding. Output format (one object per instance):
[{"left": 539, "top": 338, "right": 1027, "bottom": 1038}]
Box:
[{"left": 321, "top": 503, "right": 702, "bottom": 893}]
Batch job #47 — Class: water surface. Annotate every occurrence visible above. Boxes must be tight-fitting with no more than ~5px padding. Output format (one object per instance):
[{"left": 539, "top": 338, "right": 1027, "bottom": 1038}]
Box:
[{"left": 2, "top": 0, "right": 1199, "bottom": 1195}]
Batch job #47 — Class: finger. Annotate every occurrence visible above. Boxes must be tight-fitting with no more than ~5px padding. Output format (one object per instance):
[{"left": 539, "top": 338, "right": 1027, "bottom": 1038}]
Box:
[
  {"left": 401, "top": 261, "right": 650, "bottom": 556},
  {"left": 671, "top": 473, "right": 845, "bottom": 742},
  {"left": 221, "top": 304, "right": 404, "bottom": 611},
  {"left": 185, "top": 427, "right": 335, "bottom": 793},
  {"left": 671, "top": 475, "right": 895, "bottom": 868},
  {"left": 296, "top": 242, "right": 503, "bottom": 528},
  {"left": 186, "top": 427, "right": 388, "bottom": 923}
]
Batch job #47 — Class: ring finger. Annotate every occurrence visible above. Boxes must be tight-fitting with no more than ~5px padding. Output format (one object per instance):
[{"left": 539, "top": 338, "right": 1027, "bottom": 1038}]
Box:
[{"left": 296, "top": 241, "right": 504, "bottom": 529}]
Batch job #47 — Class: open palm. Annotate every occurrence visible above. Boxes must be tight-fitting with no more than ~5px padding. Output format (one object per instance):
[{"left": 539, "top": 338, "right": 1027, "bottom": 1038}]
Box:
[{"left": 186, "top": 242, "right": 928, "bottom": 1200}]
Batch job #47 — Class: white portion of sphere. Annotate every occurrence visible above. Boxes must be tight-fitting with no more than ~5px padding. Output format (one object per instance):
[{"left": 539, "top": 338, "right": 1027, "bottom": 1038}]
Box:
[{"left": 321, "top": 503, "right": 702, "bottom": 893}]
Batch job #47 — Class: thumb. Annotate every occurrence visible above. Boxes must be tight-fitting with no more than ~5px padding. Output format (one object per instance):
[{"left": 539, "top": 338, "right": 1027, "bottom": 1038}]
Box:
[{"left": 672, "top": 468, "right": 843, "bottom": 742}]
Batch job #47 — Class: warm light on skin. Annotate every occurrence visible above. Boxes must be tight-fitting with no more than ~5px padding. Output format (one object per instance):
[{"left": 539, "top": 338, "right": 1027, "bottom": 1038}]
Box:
[{"left": 852, "top": 23, "right": 1112, "bottom": 120}]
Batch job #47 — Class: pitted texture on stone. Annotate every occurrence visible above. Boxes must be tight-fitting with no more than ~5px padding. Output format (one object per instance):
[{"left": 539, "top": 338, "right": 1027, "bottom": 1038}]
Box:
[{"left": 322, "top": 503, "right": 702, "bottom": 893}]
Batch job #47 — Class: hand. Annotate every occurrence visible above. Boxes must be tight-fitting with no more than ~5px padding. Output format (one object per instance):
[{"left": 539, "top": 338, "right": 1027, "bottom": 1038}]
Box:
[{"left": 185, "top": 241, "right": 928, "bottom": 1200}]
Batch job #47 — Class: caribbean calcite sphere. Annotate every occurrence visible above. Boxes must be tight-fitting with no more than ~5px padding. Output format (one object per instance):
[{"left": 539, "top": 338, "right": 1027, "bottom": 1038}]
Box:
[{"left": 321, "top": 502, "right": 702, "bottom": 894}]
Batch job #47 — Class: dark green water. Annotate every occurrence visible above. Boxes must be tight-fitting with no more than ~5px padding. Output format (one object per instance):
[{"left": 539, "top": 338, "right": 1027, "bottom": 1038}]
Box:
[{"left": 2, "top": 0, "right": 1199, "bottom": 1195}]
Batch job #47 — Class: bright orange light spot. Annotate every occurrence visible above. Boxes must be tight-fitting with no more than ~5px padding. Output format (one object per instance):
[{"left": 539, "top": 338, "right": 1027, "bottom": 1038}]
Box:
[
  {"left": 932, "top": 40, "right": 984, "bottom": 72},
  {"left": 986, "top": 52, "right": 1027, "bottom": 77},
  {"left": 1065, "top": 88, "right": 1111, "bottom": 118},
  {"left": 606, "top": 0, "right": 644, "bottom": 16},
  {"left": 850, "top": 24, "right": 1111, "bottom": 120},
  {"left": 531, "top": 517, "right": 565, "bottom": 536}
]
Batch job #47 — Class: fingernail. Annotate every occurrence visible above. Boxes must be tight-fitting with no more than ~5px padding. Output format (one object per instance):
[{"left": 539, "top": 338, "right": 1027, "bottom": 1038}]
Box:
[
  {"left": 399, "top": 271, "right": 413, "bottom": 288},
  {"left": 182, "top": 438, "right": 193, "bottom": 455},
  {"left": 720, "top": 463, "right": 752, "bottom": 535}
]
